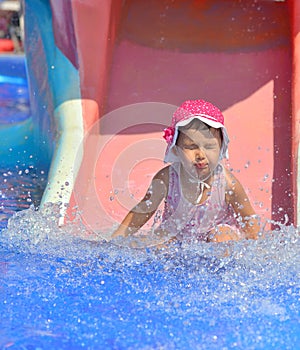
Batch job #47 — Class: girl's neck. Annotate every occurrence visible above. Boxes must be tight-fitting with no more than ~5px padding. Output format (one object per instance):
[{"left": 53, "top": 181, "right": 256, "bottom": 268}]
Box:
[
  {"left": 180, "top": 164, "right": 213, "bottom": 187},
  {"left": 179, "top": 165, "right": 213, "bottom": 205}
]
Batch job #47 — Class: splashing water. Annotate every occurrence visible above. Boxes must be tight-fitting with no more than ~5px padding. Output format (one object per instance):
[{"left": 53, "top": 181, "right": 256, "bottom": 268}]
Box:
[{"left": 1, "top": 205, "right": 300, "bottom": 349}]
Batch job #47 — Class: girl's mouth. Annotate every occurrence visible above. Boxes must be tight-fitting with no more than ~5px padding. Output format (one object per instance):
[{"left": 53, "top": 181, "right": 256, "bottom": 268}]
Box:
[{"left": 194, "top": 163, "right": 208, "bottom": 169}]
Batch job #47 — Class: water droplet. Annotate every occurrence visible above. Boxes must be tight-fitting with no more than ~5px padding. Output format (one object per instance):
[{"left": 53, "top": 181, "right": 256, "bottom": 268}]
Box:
[
  {"left": 244, "top": 161, "right": 250, "bottom": 169},
  {"left": 263, "top": 174, "right": 269, "bottom": 182}
]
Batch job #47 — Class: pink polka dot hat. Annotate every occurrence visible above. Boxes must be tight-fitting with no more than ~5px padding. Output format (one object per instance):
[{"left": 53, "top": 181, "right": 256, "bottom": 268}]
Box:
[{"left": 163, "top": 99, "right": 230, "bottom": 163}]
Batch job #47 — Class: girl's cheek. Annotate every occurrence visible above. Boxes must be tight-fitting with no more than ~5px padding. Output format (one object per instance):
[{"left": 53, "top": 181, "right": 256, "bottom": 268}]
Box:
[
  {"left": 207, "top": 151, "right": 220, "bottom": 162},
  {"left": 184, "top": 150, "right": 193, "bottom": 158}
]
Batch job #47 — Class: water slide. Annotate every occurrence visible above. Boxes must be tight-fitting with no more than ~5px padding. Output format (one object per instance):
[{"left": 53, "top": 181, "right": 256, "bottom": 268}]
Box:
[{"left": 23, "top": 0, "right": 299, "bottom": 234}]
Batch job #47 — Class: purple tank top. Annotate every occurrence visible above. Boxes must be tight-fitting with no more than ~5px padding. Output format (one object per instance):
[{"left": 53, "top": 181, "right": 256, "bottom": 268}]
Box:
[{"left": 160, "top": 162, "right": 238, "bottom": 241}]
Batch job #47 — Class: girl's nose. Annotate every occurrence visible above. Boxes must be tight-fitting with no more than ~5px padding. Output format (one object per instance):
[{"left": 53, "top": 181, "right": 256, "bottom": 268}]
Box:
[{"left": 195, "top": 147, "right": 206, "bottom": 160}]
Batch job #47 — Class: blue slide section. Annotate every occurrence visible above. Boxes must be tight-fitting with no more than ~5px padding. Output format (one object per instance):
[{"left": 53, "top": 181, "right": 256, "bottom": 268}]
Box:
[
  {"left": 23, "top": 0, "right": 85, "bottom": 215},
  {"left": 22, "top": 0, "right": 81, "bottom": 170}
]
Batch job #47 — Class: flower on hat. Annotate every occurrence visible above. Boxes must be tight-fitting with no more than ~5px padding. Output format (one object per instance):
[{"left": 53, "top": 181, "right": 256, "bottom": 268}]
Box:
[{"left": 163, "top": 127, "right": 175, "bottom": 144}]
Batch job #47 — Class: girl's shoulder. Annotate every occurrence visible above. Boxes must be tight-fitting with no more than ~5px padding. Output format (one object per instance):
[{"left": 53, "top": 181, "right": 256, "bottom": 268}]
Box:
[
  {"left": 151, "top": 165, "right": 171, "bottom": 199},
  {"left": 153, "top": 165, "right": 170, "bottom": 185},
  {"left": 223, "top": 167, "right": 242, "bottom": 190}
]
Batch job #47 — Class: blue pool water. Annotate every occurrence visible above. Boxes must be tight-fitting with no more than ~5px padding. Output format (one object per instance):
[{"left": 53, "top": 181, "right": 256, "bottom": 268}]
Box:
[
  {"left": 1, "top": 56, "right": 300, "bottom": 350},
  {"left": 1, "top": 216, "right": 300, "bottom": 349}
]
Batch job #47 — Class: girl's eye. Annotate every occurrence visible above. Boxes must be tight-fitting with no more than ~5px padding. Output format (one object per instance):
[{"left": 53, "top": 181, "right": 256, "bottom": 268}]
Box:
[
  {"left": 184, "top": 144, "right": 198, "bottom": 150},
  {"left": 205, "top": 144, "right": 217, "bottom": 149},
  {"left": 183, "top": 143, "right": 218, "bottom": 150}
]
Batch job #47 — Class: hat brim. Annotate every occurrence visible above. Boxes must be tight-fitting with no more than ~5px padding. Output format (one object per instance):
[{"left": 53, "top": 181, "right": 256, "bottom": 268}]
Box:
[{"left": 175, "top": 114, "right": 224, "bottom": 129}]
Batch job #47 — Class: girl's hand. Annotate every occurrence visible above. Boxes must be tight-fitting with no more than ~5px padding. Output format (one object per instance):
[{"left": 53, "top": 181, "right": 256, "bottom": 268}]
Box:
[
  {"left": 154, "top": 235, "right": 178, "bottom": 250},
  {"left": 208, "top": 224, "right": 241, "bottom": 242}
]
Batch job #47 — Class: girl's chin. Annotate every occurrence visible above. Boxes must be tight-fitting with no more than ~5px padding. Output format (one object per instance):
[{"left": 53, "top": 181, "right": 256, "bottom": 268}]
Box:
[
  {"left": 185, "top": 168, "right": 211, "bottom": 181},
  {"left": 195, "top": 166, "right": 210, "bottom": 176}
]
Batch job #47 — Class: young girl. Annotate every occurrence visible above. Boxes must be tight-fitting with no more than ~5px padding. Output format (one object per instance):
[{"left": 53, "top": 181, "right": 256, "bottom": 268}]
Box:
[{"left": 112, "top": 99, "right": 260, "bottom": 244}]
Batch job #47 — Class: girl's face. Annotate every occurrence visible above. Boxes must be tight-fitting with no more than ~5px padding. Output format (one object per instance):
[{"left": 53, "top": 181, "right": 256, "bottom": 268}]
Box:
[{"left": 175, "top": 127, "right": 221, "bottom": 181}]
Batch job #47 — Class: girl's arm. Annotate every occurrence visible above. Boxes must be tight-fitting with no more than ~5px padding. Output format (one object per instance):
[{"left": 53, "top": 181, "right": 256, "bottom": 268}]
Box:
[
  {"left": 225, "top": 169, "right": 261, "bottom": 240},
  {"left": 111, "top": 166, "right": 169, "bottom": 238}
]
